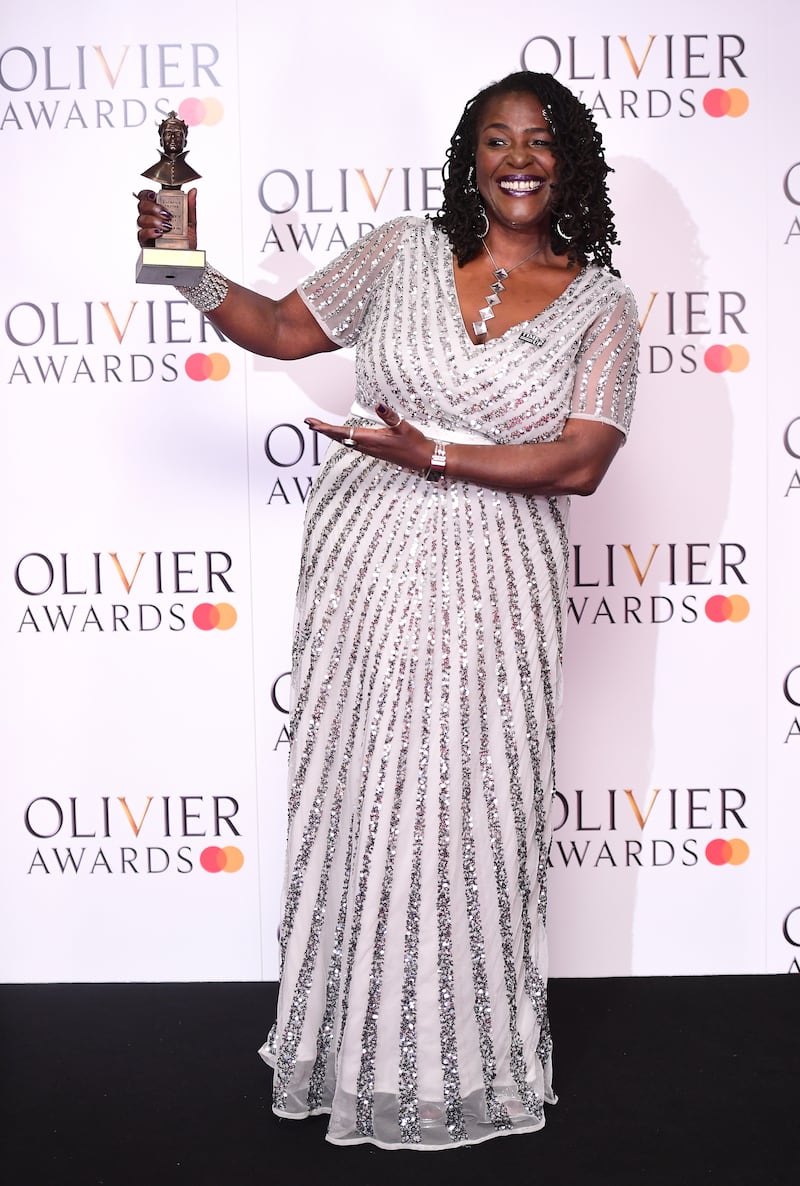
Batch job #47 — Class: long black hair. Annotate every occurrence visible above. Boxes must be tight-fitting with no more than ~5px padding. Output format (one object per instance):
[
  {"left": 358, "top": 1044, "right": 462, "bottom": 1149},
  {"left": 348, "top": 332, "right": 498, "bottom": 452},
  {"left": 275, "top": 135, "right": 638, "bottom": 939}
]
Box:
[{"left": 433, "top": 71, "right": 620, "bottom": 275}]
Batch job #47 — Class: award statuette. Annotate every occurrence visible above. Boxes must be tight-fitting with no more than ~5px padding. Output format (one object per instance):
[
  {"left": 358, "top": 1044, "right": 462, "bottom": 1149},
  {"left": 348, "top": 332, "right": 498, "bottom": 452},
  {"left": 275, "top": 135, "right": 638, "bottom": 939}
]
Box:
[{"left": 136, "top": 112, "right": 206, "bottom": 286}]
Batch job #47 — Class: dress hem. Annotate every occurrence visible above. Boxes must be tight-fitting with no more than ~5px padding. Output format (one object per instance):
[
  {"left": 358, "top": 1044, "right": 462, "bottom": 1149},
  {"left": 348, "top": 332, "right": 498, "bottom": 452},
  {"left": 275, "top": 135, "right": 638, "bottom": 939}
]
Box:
[{"left": 322, "top": 1100, "right": 555, "bottom": 1152}]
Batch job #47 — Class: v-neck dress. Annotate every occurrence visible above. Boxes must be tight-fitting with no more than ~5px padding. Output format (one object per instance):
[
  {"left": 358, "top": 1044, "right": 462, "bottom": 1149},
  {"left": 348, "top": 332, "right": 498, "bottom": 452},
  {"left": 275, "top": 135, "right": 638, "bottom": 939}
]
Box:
[{"left": 259, "top": 216, "right": 638, "bottom": 1150}]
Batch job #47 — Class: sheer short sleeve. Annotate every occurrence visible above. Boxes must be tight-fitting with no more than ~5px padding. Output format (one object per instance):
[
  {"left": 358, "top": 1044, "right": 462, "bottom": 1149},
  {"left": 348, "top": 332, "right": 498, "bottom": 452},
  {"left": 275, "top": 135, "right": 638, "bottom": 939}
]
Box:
[
  {"left": 296, "top": 217, "right": 411, "bottom": 348},
  {"left": 569, "top": 284, "right": 639, "bottom": 438}
]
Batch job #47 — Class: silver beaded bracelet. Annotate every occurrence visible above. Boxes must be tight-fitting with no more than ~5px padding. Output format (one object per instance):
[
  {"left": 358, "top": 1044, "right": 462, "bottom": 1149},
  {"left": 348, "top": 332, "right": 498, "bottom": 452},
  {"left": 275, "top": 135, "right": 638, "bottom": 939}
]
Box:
[{"left": 176, "top": 263, "right": 229, "bottom": 312}]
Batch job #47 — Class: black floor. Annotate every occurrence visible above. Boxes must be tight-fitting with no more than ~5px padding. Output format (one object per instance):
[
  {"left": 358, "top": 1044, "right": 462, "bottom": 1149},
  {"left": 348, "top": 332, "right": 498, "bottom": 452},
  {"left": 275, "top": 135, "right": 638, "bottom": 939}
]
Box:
[{"left": 2, "top": 977, "right": 796, "bottom": 1186}]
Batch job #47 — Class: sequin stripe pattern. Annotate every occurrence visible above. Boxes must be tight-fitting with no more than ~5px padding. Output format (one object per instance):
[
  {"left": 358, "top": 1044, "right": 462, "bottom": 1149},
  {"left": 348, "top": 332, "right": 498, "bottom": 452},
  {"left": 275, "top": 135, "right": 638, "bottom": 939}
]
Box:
[
  {"left": 548, "top": 497, "right": 570, "bottom": 585},
  {"left": 572, "top": 291, "right": 639, "bottom": 431},
  {"left": 299, "top": 218, "right": 410, "bottom": 347},
  {"left": 425, "top": 225, "right": 613, "bottom": 437},
  {"left": 279, "top": 460, "right": 395, "bottom": 953},
  {"left": 448, "top": 353, "right": 568, "bottom": 442},
  {"left": 359, "top": 492, "right": 468, "bottom": 1143},
  {"left": 371, "top": 263, "right": 425, "bottom": 413},
  {"left": 285, "top": 453, "right": 375, "bottom": 768},
  {"left": 395, "top": 584, "right": 427, "bottom": 1144},
  {"left": 450, "top": 484, "right": 505, "bottom": 1125},
  {"left": 432, "top": 499, "right": 469, "bottom": 1142},
  {"left": 531, "top": 497, "right": 567, "bottom": 1068},
  {"left": 305, "top": 473, "right": 424, "bottom": 1112},
  {"left": 273, "top": 638, "right": 367, "bottom": 1112},
  {"left": 474, "top": 491, "right": 541, "bottom": 1117},
  {"left": 365, "top": 221, "right": 449, "bottom": 417},
  {"left": 289, "top": 444, "right": 377, "bottom": 629},
  {"left": 285, "top": 454, "right": 414, "bottom": 828},
  {"left": 463, "top": 492, "right": 520, "bottom": 1129},
  {"left": 514, "top": 496, "right": 567, "bottom": 695},
  {"left": 294, "top": 430, "right": 386, "bottom": 594},
  {"left": 508, "top": 497, "right": 561, "bottom": 760},
  {"left": 332, "top": 486, "right": 440, "bottom": 1070},
  {"left": 354, "top": 548, "right": 426, "bottom": 1139},
  {"left": 495, "top": 500, "right": 556, "bottom": 1039},
  {"left": 278, "top": 468, "right": 405, "bottom": 987},
  {"left": 272, "top": 784, "right": 344, "bottom": 1112},
  {"left": 448, "top": 289, "right": 596, "bottom": 439},
  {"left": 383, "top": 225, "right": 566, "bottom": 442},
  {"left": 402, "top": 233, "right": 462, "bottom": 417},
  {"left": 288, "top": 441, "right": 399, "bottom": 701},
  {"left": 303, "top": 490, "right": 416, "bottom": 1113},
  {"left": 274, "top": 552, "right": 385, "bottom": 1106},
  {"left": 414, "top": 234, "right": 463, "bottom": 422},
  {"left": 305, "top": 828, "right": 354, "bottom": 1112},
  {"left": 275, "top": 474, "right": 432, "bottom": 1109},
  {"left": 606, "top": 294, "right": 639, "bottom": 431},
  {"left": 280, "top": 461, "right": 424, "bottom": 950},
  {"left": 510, "top": 497, "right": 568, "bottom": 942},
  {"left": 304, "top": 478, "right": 425, "bottom": 1114}
]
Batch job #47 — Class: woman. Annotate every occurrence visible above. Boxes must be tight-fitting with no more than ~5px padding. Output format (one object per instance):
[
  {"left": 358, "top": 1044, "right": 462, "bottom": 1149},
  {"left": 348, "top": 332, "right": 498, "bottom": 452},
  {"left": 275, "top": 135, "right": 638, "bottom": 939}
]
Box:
[{"left": 137, "top": 70, "right": 638, "bottom": 1150}]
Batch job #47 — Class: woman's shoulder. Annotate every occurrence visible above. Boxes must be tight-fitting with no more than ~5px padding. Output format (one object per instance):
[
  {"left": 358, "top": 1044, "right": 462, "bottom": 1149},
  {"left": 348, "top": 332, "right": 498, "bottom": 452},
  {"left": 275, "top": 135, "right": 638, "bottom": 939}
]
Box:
[
  {"left": 367, "top": 213, "right": 427, "bottom": 243},
  {"left": 579, "top": 263, "right": 631, "bottom": 294},
  {"left": 578, "top": 264, "right": 638, "bottom": 317},
  {"left": 354, "top": 215, "right": 449, "bottom": 269},
  {"left": 337, "top": 214, "right": 427, "bottom": 268}
]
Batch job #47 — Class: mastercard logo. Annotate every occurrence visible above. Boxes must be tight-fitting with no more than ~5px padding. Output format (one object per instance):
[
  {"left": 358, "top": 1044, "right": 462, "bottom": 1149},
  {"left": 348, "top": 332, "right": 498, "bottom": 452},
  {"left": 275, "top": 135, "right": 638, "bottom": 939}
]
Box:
[
  {"left": 200, "top": 845, "right": 244, "bottom": 873},
  {"left": 704, "top": 344, "right": 749, "bottom": 373},
  {"left": 703, "top": 88, "right": 749, "bottom": 118},
  {"left": 705, "top": 838, "right": 749, "bottom": 866},
  {"left": 178, "top": 98, "right": 224, "bottom": 127},
  {"left": 185, "top": 353, "right": 230, "bottom": 382},
  {"left": 193, "top": 602, "right": 238, "bottom": 631},
  {"left": 705, "top": 595, "right": 749, "bottom": 623}
]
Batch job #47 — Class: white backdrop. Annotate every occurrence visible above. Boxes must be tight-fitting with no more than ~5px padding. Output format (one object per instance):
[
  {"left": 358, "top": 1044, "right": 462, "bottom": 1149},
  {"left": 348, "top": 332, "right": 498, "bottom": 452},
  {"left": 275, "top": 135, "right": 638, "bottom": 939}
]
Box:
[{"left": 2, "top": 0, "right": 798, "bottom": 981}]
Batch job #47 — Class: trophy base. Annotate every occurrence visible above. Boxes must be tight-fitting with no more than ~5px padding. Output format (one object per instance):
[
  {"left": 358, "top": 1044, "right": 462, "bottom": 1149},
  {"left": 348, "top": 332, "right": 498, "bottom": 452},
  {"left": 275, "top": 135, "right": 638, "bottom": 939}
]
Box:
[{"left": 136, "top": 248, "right": 206, "bottom": 286}]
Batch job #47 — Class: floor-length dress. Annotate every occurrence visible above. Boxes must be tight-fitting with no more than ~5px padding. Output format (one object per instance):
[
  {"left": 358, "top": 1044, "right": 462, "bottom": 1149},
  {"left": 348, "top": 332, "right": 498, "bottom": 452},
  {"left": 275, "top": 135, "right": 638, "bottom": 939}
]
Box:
[{"left": 259, "top": 216, "right": 638, "bottom": 1149}]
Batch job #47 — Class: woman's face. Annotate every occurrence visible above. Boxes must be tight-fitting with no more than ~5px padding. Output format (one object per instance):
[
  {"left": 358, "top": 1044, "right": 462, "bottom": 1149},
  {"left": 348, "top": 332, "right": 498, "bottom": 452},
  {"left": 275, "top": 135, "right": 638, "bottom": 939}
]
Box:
[{"left": 473, "top": 91, "right": 558, "bottom": 236}]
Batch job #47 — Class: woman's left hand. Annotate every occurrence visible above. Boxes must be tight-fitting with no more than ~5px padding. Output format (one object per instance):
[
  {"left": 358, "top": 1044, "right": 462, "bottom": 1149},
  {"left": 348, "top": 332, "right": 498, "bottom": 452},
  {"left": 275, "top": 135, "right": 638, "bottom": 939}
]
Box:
[{"left": 305, "top": 404, "right": 434, "bottom": 471}]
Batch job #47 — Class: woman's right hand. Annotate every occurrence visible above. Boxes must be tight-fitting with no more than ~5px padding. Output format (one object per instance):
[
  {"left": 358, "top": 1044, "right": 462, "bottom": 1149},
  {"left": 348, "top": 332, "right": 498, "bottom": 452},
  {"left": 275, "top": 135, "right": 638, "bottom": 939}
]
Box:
[{"left": 135, "top": 188, "right": 197, "bottom": 250}]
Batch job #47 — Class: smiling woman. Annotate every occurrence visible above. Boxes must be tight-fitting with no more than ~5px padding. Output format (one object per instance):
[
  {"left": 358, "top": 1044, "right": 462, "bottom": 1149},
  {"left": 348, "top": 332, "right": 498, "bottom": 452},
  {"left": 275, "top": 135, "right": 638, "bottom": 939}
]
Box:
[{"left": 135, "top": 68, "right": 638, "bottom": 1152}]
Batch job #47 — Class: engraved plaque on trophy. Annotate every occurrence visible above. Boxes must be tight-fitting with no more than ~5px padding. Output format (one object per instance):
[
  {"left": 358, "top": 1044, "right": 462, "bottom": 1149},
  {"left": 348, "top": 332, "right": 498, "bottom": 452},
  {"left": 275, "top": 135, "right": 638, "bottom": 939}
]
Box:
[{"left": 136, "top": 111, "right": 206, "bottom": 286}]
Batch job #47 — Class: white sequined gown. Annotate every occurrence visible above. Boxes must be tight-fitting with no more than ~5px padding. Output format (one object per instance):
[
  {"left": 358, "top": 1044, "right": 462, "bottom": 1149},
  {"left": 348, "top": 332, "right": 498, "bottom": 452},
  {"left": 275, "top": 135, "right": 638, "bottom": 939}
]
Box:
[{"left": 259, "top": 217, "right": 638, "bottom": 1149}]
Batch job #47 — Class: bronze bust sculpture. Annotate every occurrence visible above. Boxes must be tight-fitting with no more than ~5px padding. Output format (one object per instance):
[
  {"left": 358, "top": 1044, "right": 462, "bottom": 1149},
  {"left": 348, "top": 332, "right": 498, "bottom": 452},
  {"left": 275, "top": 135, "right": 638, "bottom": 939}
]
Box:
[{"left": 141, "top": 112, "right": 201, "bottom": 189}]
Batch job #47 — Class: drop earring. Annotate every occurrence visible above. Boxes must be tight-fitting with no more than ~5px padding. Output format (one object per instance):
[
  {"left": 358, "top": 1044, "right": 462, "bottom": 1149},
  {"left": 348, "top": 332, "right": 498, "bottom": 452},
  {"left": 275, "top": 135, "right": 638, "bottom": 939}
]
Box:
[{"left": 555, "top": 211, "right": 576, "bottom": 242}]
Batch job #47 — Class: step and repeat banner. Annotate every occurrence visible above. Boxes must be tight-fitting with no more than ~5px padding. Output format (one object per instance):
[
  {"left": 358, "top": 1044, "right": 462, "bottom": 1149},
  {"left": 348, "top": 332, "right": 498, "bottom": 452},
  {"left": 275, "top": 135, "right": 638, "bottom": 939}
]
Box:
[{"left": 2, "top": 0, "right": 798, "bottom": 981}]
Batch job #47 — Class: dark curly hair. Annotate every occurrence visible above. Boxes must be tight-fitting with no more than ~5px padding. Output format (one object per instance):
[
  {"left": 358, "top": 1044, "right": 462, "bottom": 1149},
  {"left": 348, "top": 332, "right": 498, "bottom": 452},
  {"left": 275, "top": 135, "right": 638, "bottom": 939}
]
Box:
[{"left": 433, "top": 71, "right": 619, "bottom": 275}]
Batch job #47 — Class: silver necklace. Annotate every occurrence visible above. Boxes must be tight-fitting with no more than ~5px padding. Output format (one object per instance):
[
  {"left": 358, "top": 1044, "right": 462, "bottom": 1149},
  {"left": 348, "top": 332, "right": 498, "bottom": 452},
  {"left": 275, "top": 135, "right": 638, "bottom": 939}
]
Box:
[{"left": 472, "top": 238, "right": 546, "bottom": 339}]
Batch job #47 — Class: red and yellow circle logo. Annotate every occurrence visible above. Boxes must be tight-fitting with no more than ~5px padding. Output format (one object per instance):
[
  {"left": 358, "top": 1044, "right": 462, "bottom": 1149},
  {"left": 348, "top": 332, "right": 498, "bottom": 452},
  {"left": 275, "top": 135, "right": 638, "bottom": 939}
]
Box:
[
  {"left": 178, "top": 98, "right": 224, "bottom": 127},
  {"left": 704, "top": 344, "right": 749, "bottom": 373},
  {"left": 200, "top": 845, "right": 244, "bottom": 873},
  {"left": 193, "top": 603, "right": 238, "bottom": 631},
  {"left": 185, "top": 353, "right": 230, "bottom": 382},
  {"left": 703, "top": 89, "right": 749, "bottom": 118},
  {"left": 704, "top": 595, "right": 749, "bottom": 623},
  {"left": 705, "top": 838, "right": 749, "bottom": 865}
]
